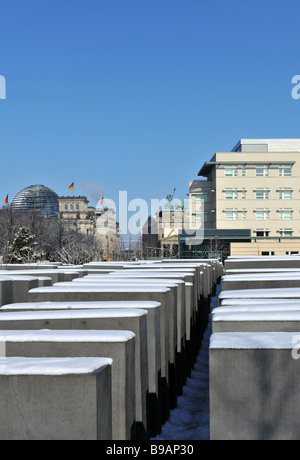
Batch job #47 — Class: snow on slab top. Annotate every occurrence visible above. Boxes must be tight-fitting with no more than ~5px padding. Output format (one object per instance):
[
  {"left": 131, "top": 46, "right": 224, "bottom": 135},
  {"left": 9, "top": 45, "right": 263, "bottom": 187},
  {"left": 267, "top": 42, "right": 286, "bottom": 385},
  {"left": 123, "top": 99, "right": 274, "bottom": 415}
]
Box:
[
  {"left": 58, "top": 279, "right": 185, "bottom": 286},
  {"left": 0, "top": 329, "right": 135, "bottom": 342},
  {"left": 0, "top": 357, "right": 113, "bottom": 375},
  {"left": 0, "top": 308, "right": 148, "bottom": 321},
  {"left": 29, "top": 286, "right": 170, "bottom": 293},
  {"left": 120, "top": 266, "right": 197, "bottom": 271},
  {"left": 0, "top": 270, "right": 80, "bottom": 276},
  {"left": 213, "top": 311, "right": 300, "bottom": 321},
  {"left": 210, "top": 332, "right": 300, "bottom": 349},
  {"left": 107, "top": 272, "right": 194, "bottom": 277},
  {"left": 1, "top": 300, "right": 161, "bottom": 311},
  {"left": 0, "top": 276, "right": 14, "bottom": 281},
  {"left": 219, "top": 287, "right": 300, "bottom": 299},
  {"left": 221, "top": 298, "right": 300, "bottom": 306},
  {"left": 0, "top": 275, "right": 40, "bottom": 281},
  {"left": 222, "top": 273, "right": 300, "bottom": 281},
  {"left": 214, "top": 305, "right": 300, "bottom": 313},
  {"left": 225, "top": 269, "right": 300, "bottom": 274}
]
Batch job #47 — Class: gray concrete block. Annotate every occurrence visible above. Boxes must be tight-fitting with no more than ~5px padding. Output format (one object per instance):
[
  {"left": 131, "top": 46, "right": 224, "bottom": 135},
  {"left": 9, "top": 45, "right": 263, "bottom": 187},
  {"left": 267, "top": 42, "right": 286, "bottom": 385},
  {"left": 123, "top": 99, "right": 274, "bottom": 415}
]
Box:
[
  {"left": 0, "top": 308, "right": 148, "bottom": 439},
  {"left": 4, "top": 276, "right": 39, "bottom": 303},
  {"left": 224, "top": 256, "right": 300, "bottom": 270},
  {"left": 0, "top": 357, "right": 112, "bottom": 440},
  {"left": 222, "top": 273, "right": 300, "bottom": 291},
  {"left": 210, "top": 332, "right": 300, "bottom": 440},
  {"left": 212, "top": 310, "right": 300, "bottom": 333},
  {"left": 0, "top": 269, "right": 78, "bottom": 284},
  {"left": 218, "top": 287, "right": 300, "bottom": 306},
  {"left": 0, "top": 299, "right": 161, "bottom": 438},
  {"left": 0, "top": 330, "right": 135, "bottom": 441},
  {"left": 27, "top": 285, "right": 171, "bottom": 424},
  {"left": 0, "top": 277, "right": 13, "bottom": 306}
]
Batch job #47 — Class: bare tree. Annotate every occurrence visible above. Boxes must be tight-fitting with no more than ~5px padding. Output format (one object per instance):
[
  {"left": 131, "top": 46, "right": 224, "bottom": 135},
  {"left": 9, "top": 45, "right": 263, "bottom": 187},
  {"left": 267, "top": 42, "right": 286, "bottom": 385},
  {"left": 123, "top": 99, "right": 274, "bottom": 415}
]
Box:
[{"left": 0, "top": 207, "right": 102, "bottom": 264}]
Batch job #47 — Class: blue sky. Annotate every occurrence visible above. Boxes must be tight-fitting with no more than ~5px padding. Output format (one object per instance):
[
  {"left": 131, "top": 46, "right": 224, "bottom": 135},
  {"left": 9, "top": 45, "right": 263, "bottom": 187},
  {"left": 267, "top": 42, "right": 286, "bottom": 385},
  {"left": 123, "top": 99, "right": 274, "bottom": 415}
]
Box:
[{"left": 0, "top": 0, "right": 300, "bottom": 218}]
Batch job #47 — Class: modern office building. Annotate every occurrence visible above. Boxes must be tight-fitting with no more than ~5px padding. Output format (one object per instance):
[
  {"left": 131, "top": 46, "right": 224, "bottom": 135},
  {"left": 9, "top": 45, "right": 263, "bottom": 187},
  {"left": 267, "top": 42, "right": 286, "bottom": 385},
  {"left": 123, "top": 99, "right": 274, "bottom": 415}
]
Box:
[{"left": 186, "top": 139, "right": 300, "bottom": 257}]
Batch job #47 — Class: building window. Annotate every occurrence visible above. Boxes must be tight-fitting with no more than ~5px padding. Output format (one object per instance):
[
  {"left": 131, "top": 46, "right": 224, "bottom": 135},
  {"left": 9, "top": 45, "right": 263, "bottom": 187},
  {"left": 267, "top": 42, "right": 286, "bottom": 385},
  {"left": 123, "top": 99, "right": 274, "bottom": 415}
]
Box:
[
  {"left": 279, "top": 209, "right": 292, "bottom": 220},
  {"left": 64, "top": 204, "right": 68, "bottom": 210},
  {"left": 279, "top": 165, "right": 292, "bottom": 176},
  {"left": 195, "top": 193, "right": 207, "bottom": 202},
  {"left": 262, "top": 251, "right": 275, "bottom": 256},
  {"left": 241, "top": 209, "right": 246, "bottom": 220},
  {"left": 75, "top": 204, "right": 79, "bottom": 210},
  {"left": 279, "top": 188, "right": 292, "bottom": 199},
  {"left": 255, "top": 229, "right": 270, "bottom": 237},
  {"left": 195, "top": 212, "right": 208, "bottom": 223},
  {"left": 224, "top": 189, "right": 238, "bottom": 200},
  {"left": 278, "top": 229, "right": 293, "bottom": 237},
  {"left": 256, "top": 165, "right": 269, "bottom": 177},
  {"left": 224, "top": 166, "right": 237, "bottom": 177},
  {"left": 255, "top": 189, "right": 269, "bottom": 199},
  {"left": 241, "top": 189, "right": 246, "bottom": 199},
  {"left": 225, "top": 209, "right": 238, "bottom": 220},
  {"left": 241, "top": 167, "right": 246, "bottom": 177},
  {"left": 70, "top": 204, "right": 74, "bottom": 211},
  {"left": 255, "top": 209, "right": 270, "bottom": 220}
]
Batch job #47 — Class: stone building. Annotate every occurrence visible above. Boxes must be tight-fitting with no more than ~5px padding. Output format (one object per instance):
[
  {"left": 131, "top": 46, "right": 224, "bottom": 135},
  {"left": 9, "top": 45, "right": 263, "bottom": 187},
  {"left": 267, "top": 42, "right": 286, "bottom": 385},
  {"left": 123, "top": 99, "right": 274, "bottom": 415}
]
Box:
[{"left": 58, "top": 196, "right": 96, "bottom": 236}]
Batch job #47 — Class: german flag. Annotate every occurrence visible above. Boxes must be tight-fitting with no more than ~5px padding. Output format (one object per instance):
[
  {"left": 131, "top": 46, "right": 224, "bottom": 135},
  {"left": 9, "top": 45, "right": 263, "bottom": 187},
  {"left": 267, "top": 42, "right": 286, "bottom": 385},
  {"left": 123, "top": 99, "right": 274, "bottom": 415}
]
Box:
[
  {"left": 69, "top": 183, "right": 74, "bottom": 191},
  {"left": 4, "top": 195, "right": 8, "bottom": 205}
]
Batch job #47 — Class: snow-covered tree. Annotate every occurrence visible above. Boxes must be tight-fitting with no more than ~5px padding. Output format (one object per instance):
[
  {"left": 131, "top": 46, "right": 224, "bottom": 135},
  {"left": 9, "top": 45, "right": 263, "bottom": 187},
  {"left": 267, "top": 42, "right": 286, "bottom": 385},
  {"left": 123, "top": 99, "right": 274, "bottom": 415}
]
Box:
[{"left": 3, "top": 226, "right": 45, "bottom": 263}]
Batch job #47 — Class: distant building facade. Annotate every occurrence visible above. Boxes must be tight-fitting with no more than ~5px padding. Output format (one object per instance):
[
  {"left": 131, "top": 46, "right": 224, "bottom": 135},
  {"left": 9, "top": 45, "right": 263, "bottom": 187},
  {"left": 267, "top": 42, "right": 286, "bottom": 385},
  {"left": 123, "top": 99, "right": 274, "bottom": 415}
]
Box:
[
  {"left": 58, "top": 196, "right": 96, "bottom": 236},
  {"left": 95, "top": 205, "right": 120, "bottom": 260},
  {"left": 187, "top": 138, "right": 300, "bottom": 257}
]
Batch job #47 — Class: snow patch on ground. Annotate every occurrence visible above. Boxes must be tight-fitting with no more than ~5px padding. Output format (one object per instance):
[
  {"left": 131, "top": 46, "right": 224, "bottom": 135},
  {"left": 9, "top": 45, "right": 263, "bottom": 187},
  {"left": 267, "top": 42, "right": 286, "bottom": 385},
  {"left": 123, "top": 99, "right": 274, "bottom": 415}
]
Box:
[{"left": 152, "top": 286, "right": 220, "bottom": 441}]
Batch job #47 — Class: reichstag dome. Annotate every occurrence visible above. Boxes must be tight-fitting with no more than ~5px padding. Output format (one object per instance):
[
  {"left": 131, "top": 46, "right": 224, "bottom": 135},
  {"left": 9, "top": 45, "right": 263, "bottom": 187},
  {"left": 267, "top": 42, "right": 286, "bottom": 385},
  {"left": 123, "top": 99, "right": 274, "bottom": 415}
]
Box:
[{"left": 11, "top": 184, "right": 59, "bottom": 217}]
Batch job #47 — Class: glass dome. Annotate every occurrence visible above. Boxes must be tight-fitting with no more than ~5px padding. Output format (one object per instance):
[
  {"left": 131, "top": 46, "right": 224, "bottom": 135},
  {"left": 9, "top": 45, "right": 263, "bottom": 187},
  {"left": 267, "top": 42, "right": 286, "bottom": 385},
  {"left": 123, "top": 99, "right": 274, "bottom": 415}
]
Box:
[{"left": 11, "top": 184, "right": 59, "bottom": 217}]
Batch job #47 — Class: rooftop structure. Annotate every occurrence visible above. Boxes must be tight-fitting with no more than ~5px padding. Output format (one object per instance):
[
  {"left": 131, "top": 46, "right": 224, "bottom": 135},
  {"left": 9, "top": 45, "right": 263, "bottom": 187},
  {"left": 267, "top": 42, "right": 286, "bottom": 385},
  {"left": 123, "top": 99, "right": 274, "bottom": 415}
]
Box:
[{"left": 11, "top": 185, "right": 59, "bottom": 217}]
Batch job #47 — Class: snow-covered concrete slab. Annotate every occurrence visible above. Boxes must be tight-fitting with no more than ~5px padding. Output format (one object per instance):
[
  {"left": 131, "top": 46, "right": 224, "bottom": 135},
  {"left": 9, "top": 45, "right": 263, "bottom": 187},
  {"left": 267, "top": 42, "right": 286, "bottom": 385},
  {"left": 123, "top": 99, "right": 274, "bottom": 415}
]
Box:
[
  {"left": 0, "top": 308, "right": 148, "bottom": 438},
  {"left": 0, "top": 269, "right": 80, "bottom": 283},
  {"left": 218, "top": 287, "right": 300, "bottom": 307},
  {"left": 0, "top": 330, "right": 135, "bottom": 440},
  {"left": 2, "top": 275, "right": 40, "bottom": 303},
  {"left": 0, "top": 277, "right": 14, "bottom": 306},
  {"left": 213, "top": 304, "right": 300, "bottom": 314},
  {"left": 212, "top": 310, "right": 300, "bottom": 333},
  {"left": 225, "top": 268, "right": 300, "bottom": 275},
  {"left": 55, "top": 278, "right": 183, "bottom": 367},
  {"left": 210, "top": 331, "right": 300, "bottom": 349},
  {"left": 27, "top": 286, "right": 170, "bottom": 380},
  {"left": 221, "top": 273, "right": 300, "bottom": 291},
  {"left": 0, "top": 300, "right": 161, "bottom": 437},
  {"left": 224, "top": 256, "right": 300, "bottom": 270},
  {"left": 220, "top": 298, "right": 300, "bottom": 306},
  {"left": 0, "top": 356, "right": 112, "bottom": 440},
  {"left": 210, "top": 331, "right": 300, "bottom": 440}
]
